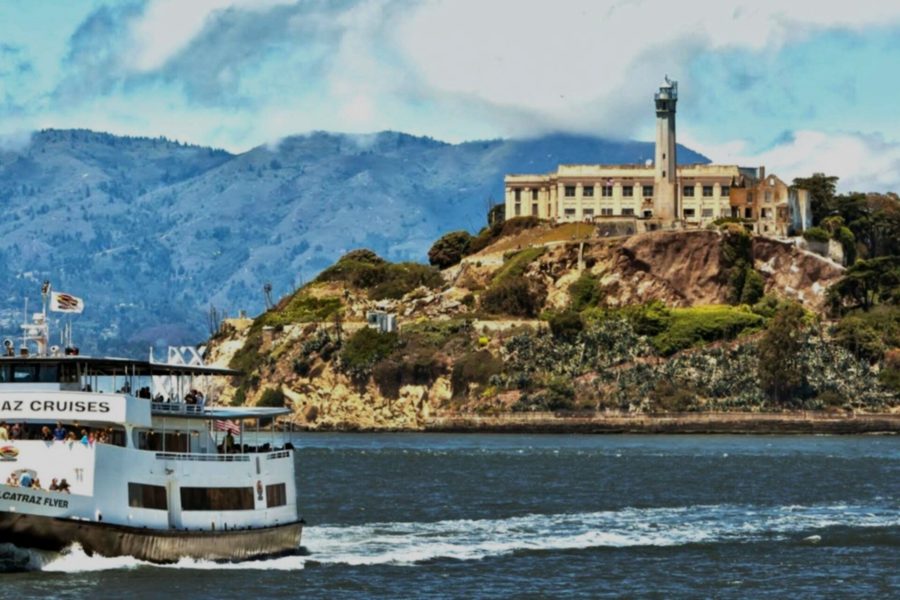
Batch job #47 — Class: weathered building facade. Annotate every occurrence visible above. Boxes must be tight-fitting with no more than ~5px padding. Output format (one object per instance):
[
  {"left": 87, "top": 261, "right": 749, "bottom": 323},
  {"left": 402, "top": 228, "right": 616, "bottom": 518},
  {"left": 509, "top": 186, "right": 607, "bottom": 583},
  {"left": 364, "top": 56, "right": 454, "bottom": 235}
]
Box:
[{"left": 504, "top": 79, "right": 812, "bottom": 236}]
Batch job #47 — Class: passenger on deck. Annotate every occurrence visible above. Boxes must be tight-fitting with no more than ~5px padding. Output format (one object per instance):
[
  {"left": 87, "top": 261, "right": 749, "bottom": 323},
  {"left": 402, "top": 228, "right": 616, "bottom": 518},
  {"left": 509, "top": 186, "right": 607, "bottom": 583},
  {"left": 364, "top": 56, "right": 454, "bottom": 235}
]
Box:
[
  {"left": 5, "top": 472, "right": 17, "bottom": 486},
  {"left": 49, "top": 478, "right": 59, "bottom": 491},
  {"left": 80, "top": 429, "right": 90, "bottom": 446},
  {"left": 41, "top": 426, "right": 53, "bottom": 441},
  {"left": 57, "top": 478, "right": 70, "bottom": 493},
  {"left": 223, "top": 431, "right": 235, "bottom": 454},
  {"left": 0, "top": 422, "right": 8, "bottom": 441},
  {"left": 10, "top": 423, "right": 22, "bottom": 439},
  {"left": 53, "top": 422, "right": 67, "bottom": 441}
]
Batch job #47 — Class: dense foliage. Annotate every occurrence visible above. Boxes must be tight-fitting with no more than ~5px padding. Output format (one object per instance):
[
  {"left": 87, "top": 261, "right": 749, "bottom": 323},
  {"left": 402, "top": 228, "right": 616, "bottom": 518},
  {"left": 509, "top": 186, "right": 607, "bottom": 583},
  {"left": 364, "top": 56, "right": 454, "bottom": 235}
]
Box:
[
  {"left": 428, "top": 230, "right": 473, "bottom": 269},
  {"left": 317, "top": 250, "right": 443, "bottom": 300}
]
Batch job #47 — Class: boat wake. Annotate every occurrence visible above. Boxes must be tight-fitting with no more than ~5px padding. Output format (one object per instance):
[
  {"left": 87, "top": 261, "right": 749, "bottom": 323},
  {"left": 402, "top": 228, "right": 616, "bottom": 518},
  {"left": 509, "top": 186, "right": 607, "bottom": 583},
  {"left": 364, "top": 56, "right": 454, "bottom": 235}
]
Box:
[{"left": 8, "top": 502, "right": 897, "bottom": 573}]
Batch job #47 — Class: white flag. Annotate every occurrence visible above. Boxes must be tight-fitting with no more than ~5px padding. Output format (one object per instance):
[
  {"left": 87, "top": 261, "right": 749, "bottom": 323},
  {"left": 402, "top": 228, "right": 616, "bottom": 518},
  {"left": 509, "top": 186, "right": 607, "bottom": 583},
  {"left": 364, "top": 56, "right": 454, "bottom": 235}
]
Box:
[{"left": 50, "top": 291, "right": 84, "bottom": 314}]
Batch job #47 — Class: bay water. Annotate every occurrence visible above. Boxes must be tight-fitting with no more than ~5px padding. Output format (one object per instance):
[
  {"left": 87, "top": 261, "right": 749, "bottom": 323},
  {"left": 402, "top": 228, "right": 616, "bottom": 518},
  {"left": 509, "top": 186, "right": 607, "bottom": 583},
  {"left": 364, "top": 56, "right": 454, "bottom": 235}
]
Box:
[{"left": 2, "top": 434, "right": 898, "bottom": 598}]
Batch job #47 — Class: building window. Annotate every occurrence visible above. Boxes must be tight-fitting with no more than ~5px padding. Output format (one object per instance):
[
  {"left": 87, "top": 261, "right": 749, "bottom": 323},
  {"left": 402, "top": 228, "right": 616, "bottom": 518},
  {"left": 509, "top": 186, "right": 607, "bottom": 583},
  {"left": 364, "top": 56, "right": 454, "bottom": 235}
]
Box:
[
  {"left": 643, "top": 209, "right": 653, "bottom": 218},
  {"left": 565, "top": 186, "right": 576, "bottom": 197},
  {"left": 532, "top": 189, "right": 539, "bottom": 200},
  {"left": 748, "top": 192, "right": 754, "bottom": 203},
  {"left": 622, "top": 185, "right": 634, "bottom": 197},
  {"left": 643, "top": 185, "right": 654, "bottom": 197},
  {"left": 564, "top": 208, "right": 576, "bottom": 217},
  {"left": 702, "top": 208, "right": 714, "bottom": 217},
  {"left": 531, "top": 204, "right": 538, "bottom": 216},
  {"left": 601, "top": 185, "right": 613, "bottom": 197},
  {"left": 514, "top": 204, "right": 521, "bottom": 217},
  {"left": 745, "top": 207, "right": 753, "bottom": 219},
  {"left": 761, "top": 208, "right": 770, "bottom": 218},
  {"left": 600, "top": 208, "right": 613, "bottom": 216},
  {"left": 703, "top": 186, "right": 713, "bottom": 197},
  {"left": 583, "top": 208, "right": 594, "bottom": 219},
  {"left": 721, "top": 186, "right": 730, "bottom": 197},
  {"left": 128, "top": 483, "right": 167, "bottom": 510},
  {"left": 583, "top": 185, "right": 594, "bottom": 197},
  {"left": 765, "top": 191, "right": 773, "bottom": 203},
  {"left": 266, "top": 483, "right": 287, "bottom": 508},
  {"left": 622, "top": 208, "right": 635, "bottom": 216},
  {"left": 514, "top": 189, "right": 521, "bottom": 201},
  {"left": 180, "top": 487, "right": 255, "bottom": 511},
  {"left": 683, "top": 185, "right": 695, "bottom": 197},
  {"left": 684, "top": 208, "right": 696, "bottom": 218}
]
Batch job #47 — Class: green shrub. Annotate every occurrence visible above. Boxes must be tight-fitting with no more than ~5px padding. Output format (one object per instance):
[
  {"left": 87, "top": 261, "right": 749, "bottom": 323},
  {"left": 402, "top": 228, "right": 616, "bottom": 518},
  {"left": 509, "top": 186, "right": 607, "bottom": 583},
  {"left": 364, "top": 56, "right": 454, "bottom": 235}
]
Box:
[
  {"left": 512, "top": 376, "right": 576, "bottom": 411},
  {"left": 258, "top": 387, "right": 285, "bottom": 407},
  {"left": 652, "top": 305, "right": 764, "bottom": 356},
  {"left": 569, "top": 272, "right": 603, "bottom": 311},
  {"left": 619, "top": 301, "right": 672, "bottom": 336},
  {"left": 833, "top": 306, "right": 900, "bottom": 362},
  {"left": 317, "top": 250, "right": 442, "bottom": 299},
  {"left": 650, "top": 380, "right": 696, "bottom": 412},
  {"left": 369, "top": 263, "right": 443, "bottom": 300},
  {"left": 548, "top": 310, "right": 584, "bottom": 340},
  {"left": 492, "top": 247, "right": 545, "bottom": 285},
  {"left": 339, "top": 328, "right": 400, "bottom": 377},
  {"left": 480, "top": 277, "right": 546, "bottom": 317},
  {"left": 803, "top": 227, "right": 830, "bottom": 243},
  {"left": 834, "top": 225, "right": 857, "bottom": 264},
  {"left": 263, "top": 294, "right": 342, "bottom": 327},
  {"left": 880, "top": 349, "right": 900, "bottom": 393},
  {"left": 428, "top": 230, "right": 473, "bottom": 269},
  {"left": 451, "top": 350, "right": 504, "bottom": 397},
  {"left": 469, "top": 216, "right": 543, "bottom": 254},
  {"left": 740, "top": 269, "right": 766, "bottom": 305}
]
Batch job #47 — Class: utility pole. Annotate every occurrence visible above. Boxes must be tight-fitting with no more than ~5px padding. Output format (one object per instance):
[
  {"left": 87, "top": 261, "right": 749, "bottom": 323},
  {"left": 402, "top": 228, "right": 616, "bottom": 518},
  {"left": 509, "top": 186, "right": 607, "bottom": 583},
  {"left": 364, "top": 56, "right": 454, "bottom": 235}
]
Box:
[{"left": 263, "top": 283, "right": 273, "bottom": 310}]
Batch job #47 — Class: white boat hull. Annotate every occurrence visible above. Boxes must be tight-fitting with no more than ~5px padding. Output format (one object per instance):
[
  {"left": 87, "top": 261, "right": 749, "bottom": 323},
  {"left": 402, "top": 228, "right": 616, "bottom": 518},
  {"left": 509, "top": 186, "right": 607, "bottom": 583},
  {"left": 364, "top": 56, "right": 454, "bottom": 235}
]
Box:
[{"left": 0, "top": 510, "right": 303, "bottom": 563}]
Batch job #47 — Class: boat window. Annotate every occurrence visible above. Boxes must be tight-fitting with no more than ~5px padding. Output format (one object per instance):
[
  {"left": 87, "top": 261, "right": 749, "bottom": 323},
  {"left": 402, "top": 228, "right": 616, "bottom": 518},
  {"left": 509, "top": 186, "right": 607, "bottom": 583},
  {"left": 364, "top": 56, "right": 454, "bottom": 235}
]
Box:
[
  {"left": 180, "top": 487, "right": 255, "bottom": 511},
  {"left": 266, "top": 483, "right": 287, "bottom": 508},
  {"left": 0, "top": 365, "right": 8, "bottom": 382},
  {"left": 38, "top": 364, "right": 59, "bottom": 383},
  {"left": 136, "top": 430, "right": 190, "bottom": 453},
  {"left": 128, "top": 483, "right": 168, "bottom": 510},
  {"left": 11, "top": 365, "right": 38, "bottom": 382}
]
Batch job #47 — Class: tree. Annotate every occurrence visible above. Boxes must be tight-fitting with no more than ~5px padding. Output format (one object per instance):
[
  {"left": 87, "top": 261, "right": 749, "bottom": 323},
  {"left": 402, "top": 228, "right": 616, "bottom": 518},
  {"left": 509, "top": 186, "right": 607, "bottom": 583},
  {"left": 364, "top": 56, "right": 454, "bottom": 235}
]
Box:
[
  {"left": 757, "top": 302, "right": 810, "bottom": 404},
  {"left": 428, "top": 230, "right": 473, "bottom": 269},
  {"left": 827, "top": 256, "right": 900, "bottom": 314},
  {"left": 792, "top": 173, "right": 838, "bottom": 225}
]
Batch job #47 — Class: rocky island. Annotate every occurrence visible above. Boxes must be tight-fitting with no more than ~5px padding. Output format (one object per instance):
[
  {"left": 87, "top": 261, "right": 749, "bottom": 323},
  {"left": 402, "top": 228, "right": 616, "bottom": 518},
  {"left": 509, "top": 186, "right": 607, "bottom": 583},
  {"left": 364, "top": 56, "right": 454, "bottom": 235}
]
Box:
[{"left": 207, "top": 211, "right": 899, "bottom": 434}]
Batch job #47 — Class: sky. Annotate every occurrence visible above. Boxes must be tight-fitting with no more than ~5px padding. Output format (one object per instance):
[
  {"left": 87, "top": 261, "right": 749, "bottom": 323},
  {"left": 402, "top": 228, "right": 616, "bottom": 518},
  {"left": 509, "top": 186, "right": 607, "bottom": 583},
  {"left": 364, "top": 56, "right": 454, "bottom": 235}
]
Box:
[{"left": 2, "top": 0, "right": 900, "bottom": 191}]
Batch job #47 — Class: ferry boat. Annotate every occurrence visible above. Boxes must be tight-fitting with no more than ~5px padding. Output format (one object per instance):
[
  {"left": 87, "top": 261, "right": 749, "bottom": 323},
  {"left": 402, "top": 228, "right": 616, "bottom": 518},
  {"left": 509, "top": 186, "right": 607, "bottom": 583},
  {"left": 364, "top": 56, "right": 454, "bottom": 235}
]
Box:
[{"left": 0, "top": 285, "right": 302, "bottom": 563}]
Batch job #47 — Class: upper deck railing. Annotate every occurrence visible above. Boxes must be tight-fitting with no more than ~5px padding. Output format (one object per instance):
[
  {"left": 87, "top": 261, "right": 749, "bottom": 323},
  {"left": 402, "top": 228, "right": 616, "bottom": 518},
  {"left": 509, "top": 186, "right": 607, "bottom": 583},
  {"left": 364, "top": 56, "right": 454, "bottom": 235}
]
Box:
[
  {"left": 151, "top": 402, "right": 206, "bottom": 415},
  {"left": 154, "top": 449, "right": 292, "bottom": 463}
]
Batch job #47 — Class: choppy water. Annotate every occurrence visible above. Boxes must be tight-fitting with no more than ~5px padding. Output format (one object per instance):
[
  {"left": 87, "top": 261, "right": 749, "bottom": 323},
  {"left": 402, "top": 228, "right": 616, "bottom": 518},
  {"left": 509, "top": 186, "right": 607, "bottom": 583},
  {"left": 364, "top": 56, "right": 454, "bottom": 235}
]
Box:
[{"left": 2, "top": 434, "right": 898, "bottom": 598}]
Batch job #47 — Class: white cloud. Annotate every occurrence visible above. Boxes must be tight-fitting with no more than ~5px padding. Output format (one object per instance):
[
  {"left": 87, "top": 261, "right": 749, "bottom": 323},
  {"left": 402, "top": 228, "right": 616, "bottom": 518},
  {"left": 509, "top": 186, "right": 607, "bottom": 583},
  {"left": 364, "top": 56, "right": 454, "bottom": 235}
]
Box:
[
  {"left": 126, "top": 0, "right": 297, "bottom": 72},
  {"left": 685, "top": 130, "right": 900, "bottom": 193},
  {"left": 394, "top": 0, "right": 900, "bottom": 135}
]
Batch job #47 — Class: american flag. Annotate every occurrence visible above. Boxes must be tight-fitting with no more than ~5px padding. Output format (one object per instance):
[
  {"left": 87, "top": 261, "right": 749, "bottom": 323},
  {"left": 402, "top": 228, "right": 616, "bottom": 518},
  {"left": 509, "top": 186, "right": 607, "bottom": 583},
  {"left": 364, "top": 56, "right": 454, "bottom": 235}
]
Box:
[{"left": 214, "top": 420, "right": 240, "bottom": 435}]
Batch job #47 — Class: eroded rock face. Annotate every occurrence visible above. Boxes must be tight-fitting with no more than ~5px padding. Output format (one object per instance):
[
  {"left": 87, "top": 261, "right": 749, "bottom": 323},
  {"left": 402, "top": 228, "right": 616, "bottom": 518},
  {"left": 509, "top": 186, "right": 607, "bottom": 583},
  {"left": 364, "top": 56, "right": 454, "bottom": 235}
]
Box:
[{"left": 753, "top": 237, "right": 844, "bottom": 311}]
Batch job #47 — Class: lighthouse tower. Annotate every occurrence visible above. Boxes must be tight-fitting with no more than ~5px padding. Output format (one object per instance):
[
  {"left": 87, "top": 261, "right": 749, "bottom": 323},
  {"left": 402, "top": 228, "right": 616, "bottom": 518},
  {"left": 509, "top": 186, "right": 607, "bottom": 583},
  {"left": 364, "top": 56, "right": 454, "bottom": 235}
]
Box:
[{"left": 653, "top": 76, "right": 678, "bottom": 221}]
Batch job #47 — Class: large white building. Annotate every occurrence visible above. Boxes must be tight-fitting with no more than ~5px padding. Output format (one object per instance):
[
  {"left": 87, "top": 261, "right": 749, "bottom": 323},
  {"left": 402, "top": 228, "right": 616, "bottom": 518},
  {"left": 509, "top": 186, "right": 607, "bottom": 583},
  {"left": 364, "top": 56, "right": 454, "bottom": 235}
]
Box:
[{"left": 504, "top": 79, "right": 812, "bottom": 236}]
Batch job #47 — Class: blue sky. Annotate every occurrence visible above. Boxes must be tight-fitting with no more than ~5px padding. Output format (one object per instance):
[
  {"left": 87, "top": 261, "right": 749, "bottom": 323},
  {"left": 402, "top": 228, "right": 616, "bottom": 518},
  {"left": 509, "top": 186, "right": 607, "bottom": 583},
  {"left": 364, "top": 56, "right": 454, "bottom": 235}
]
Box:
[{"left": 2, "top": 0, "right": 900, "bottom": 191}]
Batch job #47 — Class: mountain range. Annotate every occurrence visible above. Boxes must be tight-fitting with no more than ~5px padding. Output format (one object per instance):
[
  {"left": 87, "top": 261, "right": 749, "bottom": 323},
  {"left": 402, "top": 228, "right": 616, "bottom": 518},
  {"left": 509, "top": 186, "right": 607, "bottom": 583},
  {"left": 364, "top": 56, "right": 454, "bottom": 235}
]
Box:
[{"left": 0, "top": 128, "right": 708, "bottom": 354}]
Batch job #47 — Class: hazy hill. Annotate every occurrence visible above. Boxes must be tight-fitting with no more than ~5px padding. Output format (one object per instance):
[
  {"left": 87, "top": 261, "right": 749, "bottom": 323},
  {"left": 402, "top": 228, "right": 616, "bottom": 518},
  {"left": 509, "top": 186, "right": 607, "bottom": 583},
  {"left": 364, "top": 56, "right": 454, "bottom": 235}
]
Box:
[{"left": 0, "top": 128, "right": 708, "bottom": 354}]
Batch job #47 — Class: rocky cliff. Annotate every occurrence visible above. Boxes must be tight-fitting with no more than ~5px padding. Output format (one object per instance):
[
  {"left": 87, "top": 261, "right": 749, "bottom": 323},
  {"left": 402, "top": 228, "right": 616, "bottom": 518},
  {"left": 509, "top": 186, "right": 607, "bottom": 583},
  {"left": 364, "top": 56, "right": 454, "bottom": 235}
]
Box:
[{"left": 207, "top": 223, "right": 897, "bottom": 430}]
